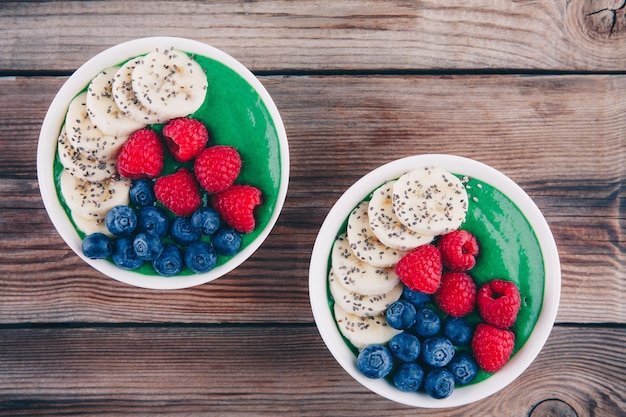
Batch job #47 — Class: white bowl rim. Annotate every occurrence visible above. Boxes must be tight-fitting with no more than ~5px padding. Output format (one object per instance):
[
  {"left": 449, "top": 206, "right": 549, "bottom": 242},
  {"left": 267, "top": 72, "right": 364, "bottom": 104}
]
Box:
[
  {"left": 37, "top": 36, "right": 289, "bottom": 290},
  {"left": 308, "top": 154, "right": 560, "bottom": 408}
]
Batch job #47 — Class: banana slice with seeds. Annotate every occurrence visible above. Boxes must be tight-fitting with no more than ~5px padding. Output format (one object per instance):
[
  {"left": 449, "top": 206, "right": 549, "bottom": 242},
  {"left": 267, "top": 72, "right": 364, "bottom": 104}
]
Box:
[{"left": 329, "top": 269, "right": 403, "bottom": 317}]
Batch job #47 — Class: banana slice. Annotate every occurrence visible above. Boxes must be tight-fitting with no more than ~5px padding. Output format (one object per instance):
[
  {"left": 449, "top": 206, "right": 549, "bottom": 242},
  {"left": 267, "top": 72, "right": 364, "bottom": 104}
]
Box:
[
  {"left": 71, "top": 211, "right": 111, "bottom": 236},
  {"left": 57, "top": 131, "right": 117, "bottom": 182},
  {"left": 368, "top": 180, "right": 435, "bottom": 250},
  {"left": 329, "top": 269, "right": 403, "bottom": 317},
  {"left": 65, "top": 92, "right": 127, "bottom": 161},
  {"left": 131, "top": 47, "right": 208, "bottom": 120},
  {"left": 333, "top": 303, "right": 402, "bottom": 349},
  {"left": 331, "top": 233, "right": 400, "bottom": 296},
  {"left": 392, "top": 167, "right": 468, "bottom": 236},
  {"left": 59, "top": 170, "right": 131, "bottom": 220},
  {"left": 112, "top": 58, "right": 166, "bottom": 124},
  {"left": 347, "top": 201, "right": 407, "bottom": 267},
  {"left": 86, "top": 66, "right": 145, "bottom": 137}
]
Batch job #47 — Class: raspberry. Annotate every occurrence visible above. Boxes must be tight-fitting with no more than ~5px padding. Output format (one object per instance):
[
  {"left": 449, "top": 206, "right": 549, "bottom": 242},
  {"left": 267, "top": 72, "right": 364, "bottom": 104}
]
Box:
[
  {"left": 471, "top": 323, "right": 515, "bottom": 372},
  {"left": 211, "top": 185, "right": 262, "bottom": 233},
  {"left": 394, "top": 245, "right": 442, "bottom": 294},
  {"left": 434, "top": 271, "right": 476, "bottom": 317},
  {"left": 194, "top": 145, "right": 242, "bottom": 193},
  {"left": 154, "top": 168, "right": 202, "bottom": 217},
  {"left": 162, "top": 117, "right": 209, "bottom": 162},
  {"left": 477, "top": 279, "right": 521, "bottom": 329},
  {"left": 437, "top": 230, "right": 479, "bottom": 271},
  {"left": 117, "top": 128, "right": 164, "bottom": 179}
]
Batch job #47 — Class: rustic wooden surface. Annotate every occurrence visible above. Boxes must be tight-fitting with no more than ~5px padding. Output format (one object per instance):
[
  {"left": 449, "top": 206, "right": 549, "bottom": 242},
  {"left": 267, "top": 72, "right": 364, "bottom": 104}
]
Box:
[{"left": 0, "top": 1, "right": 624, "bottom": 416}]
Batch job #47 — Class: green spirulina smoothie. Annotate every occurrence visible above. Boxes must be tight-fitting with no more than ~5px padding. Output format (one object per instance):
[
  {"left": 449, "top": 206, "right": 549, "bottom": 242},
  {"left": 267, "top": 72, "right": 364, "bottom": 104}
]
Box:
[
  {"left": 54, "top": 52, "right": 283, "bottom": 276},
  {"left": 328, "top": 176, "right": 544, "bottom": 385}
]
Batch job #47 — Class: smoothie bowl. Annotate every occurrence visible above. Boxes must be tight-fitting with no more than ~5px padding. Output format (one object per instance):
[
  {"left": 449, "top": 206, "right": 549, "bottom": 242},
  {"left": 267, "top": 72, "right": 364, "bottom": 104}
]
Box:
[
  {"left": 309, "top": 154, "right": 560, "bottom": 407},
  {"left": 37, "top": 37, "right": 289, "bottom": 290}
]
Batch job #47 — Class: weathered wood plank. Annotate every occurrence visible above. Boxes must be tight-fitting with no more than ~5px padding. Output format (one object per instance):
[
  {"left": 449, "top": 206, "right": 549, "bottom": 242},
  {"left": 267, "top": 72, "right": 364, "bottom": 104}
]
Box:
[
  {"left": 1, "top": 1, "right": 626, "bottom": 73},
  {"left": 0, "top": 326, "right": 623, "bottom": 416}
]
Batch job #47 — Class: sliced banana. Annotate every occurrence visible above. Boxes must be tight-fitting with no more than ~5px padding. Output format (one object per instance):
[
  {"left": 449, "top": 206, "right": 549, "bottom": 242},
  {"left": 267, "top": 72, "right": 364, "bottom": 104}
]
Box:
[
  {"left": 333, "top": 303, "right": 402, "bottom": 349},
  {"left": 346, "top": 201, "right": 407, "bottom": 267},
  {"left": 71, "top": 211, "right": 111, "bottom": 236},
  {"left": 131, "top": 47, "right": 208, "bottom": 120},
  {"left": 368, "top": 180, "right": 435, "bottom": 251},
  {"left": 59, "top": 170, "right": 131, "bottom": 220},
  {"left": 112, "top": 58, "right": 166, "bottom": 124},
  {"left": 392, "top": 167, "right": 468, "bottom": 236},
  {"left": 331, "top": 233, "right": 400, "bottom": 296},
  {"left": 329, "top": 269, "right": 403, "bottom": 317},
  {"left": 86, "top": 66, "right": 145, "bottom": 137},
  {"left": 57, "top": 130, "right": 117, "bottom": 182}
]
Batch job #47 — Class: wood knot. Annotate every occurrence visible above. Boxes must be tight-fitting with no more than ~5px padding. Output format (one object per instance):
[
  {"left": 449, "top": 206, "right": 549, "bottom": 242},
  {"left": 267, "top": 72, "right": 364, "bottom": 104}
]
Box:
[
  {"left": 528, "top": 399, "right": 578, "bottom": 417},
  {"left": 581, "top": 0, "right": 626, "bottom": 39}
]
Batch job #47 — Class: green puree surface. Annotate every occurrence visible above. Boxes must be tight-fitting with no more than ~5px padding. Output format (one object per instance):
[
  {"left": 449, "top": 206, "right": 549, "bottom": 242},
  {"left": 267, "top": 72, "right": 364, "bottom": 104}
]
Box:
[
  {"left": 328, "top": 175, "right": 545, "bottom": 386},
  {"left": 54, "top": 51, "right": 283, "bottom": 276}
]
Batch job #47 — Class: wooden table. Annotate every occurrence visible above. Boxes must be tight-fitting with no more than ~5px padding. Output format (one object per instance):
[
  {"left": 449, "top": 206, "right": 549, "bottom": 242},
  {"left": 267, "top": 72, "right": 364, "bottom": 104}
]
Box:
[{"left": 1, "top": 1, "right": 624, "bottom": 415}]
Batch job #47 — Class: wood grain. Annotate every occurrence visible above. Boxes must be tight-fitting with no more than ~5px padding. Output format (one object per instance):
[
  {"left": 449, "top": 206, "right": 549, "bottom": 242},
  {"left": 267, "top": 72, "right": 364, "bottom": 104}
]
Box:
[{"left": 1, "top": 1, "right": 626, "bottom": 73}]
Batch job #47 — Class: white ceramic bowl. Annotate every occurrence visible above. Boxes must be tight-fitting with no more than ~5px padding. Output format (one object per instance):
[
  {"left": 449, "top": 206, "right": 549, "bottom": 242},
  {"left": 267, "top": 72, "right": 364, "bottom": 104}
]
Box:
[
  {"left": 309, "top": 154, "right": 560, "bottom": 408},
  {"left": 37, "top": 37, "right": 289, "bottom": 289}
]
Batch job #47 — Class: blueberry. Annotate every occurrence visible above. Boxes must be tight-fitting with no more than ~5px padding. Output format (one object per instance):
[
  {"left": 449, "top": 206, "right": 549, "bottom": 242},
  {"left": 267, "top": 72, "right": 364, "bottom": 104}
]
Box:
[
  {"left": 81, "top": 233, "right": 112, "bottom": 259},
  {"left": 402, "top": 286, "right": 431, "bottom": 308},
  {"left": 443, "top": 317, "right": 474, "bottom": 346},
  {"left": 411, "top": 307, "right": 441, "bottom": 338},
  {"left": 133, "top": 232, "right": 164, "bottom": 261},
  {"left": 152, "top": 244, "right": 183, "bottom": 276},
  {"left": 137, "top": 206, "right": 170, "bottom": 237},
  {"left": 421, "top": 337, "right": 455, "bottom": 368},
  {"left": 105, "top": 205, "right": 137, "bottom": 236},
  {"left": 212, "top": 227, "right": 242, "bottom": 255},
  {"left": 388, "top": 332, "right": 420, "bottom": 362},
  {"left": 424, "top": 368, "right": 455, "bottom": 399},
  {"left": 184, "top": 241, "right": 217, "bottom": 273},
  {"left": 393, "top": 362, "right": 425, "bottom": 392},
  {"left": 385, "top": 300, "right": 417, "bottom": 330},
  {"left": 191, "top": 207, "right": 221, "bottom": 235},
  {"left": 356, "top": 344, "right": 393, "bottom": 379},
  {"left": 447, "top": 351, "right": 478, "bottom": 385},
  {"left": 111, "top": 236, "right": 144, "bottom": 270},
  {"left": 129, "top": 179, "right": 155, "bottom": 207},
  {"left": 170, "top": 217, "right": 202, "bottom": 245}
]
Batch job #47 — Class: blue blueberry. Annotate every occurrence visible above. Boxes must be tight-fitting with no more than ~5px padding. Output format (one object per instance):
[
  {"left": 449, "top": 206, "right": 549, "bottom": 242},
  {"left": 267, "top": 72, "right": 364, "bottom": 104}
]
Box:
[
  {"left": 212, "top": 227, "right": 242, "bottom": 255},
  {"left": 81, "top": 233, "right": 112, "bottom": 259},
  {"left": 393, "top": 362, "right": 424, "bottom": 392},
  {"left": 129, "top": 179, "right": 155, "bottom": 207},
  {"left": 424, "top": 368, "right": 455, "bottom": 399},
  {"left": 388, "top": 332, "right": 420, "bottom": 362},
  {"left": 402, "top": 287, "right": 431, "bottom": 308},
  {"left": 133, "top": 232, "right": 164, "bottom": 261},
  {"left": 385, "top": 300, "right": 417, "bottom": 330},
  {"left": 447, "top": 351, "right": 478, "bottom": 385},
  {"left": 421, "top": 337, "right": 455, "bottom": 368},
  {"left": 111, "top": 236, "right": 144, "bottom": 270},
  {"left": 170, "top": 217, "right": 202, "bottom": 245},
  {"left": 356, "top": 344, "right": 394, "bottom": 379},
  {"left": 443, "top": 317, "right": 474, "bottom": 346},
  {"left": 191, "top": 207, "right": 221, "bottom": 235},
  {"left": 184, "top": 241, "right": 217, "bottom": 273},
  {"left": 152, "top": 244, "right": 183, "bottom": 276},
  {"left": 137, "top": 206, "right": 170, "bottom": 237},
  {"left": 105, "top": 205, "right": 137, "bottom": 236},
  {"left": 411, "top": 307, "right": 441, "bottom": 338}
]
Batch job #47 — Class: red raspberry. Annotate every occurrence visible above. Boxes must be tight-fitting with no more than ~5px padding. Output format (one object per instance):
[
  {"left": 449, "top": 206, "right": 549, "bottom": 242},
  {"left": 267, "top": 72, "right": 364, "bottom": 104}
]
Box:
[
  {"left": 471, "top": 323, "right": 515, "bottom": 372},
  {"left": 434, "top": 271, "right": 477, "bottom": 317},
  {"left": 154, "top": 168, "right": 202, "bottom": 217},
  {"left": 394, "top": 245, "right": 442, "bottom": 294},
  {"left": 117, "top": 128, "right": 164, "bottom": 179},
  {"left": 194, "top": 145, "right": 242, "bottom": 193},
  {"left": 162, "top": 117, "right": 209, "bottom": 162},
  {"left": 437, "top": 229, "right": 479, "bottom": 271},
  {"left": 477, "top": 279, "right": 521, "bottom": 329},
  {"left": 211, "top": 185, "right": 262, "bottom": 233}
]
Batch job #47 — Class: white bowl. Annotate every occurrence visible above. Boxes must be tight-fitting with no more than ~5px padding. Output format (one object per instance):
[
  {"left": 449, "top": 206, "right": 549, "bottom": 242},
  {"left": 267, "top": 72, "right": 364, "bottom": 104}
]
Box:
[
  {"left": 37, "top": 37, "right": 289, "bottom": 290},
  {"left": 309, "top": 154, "right": 560, "bottom": 408}
]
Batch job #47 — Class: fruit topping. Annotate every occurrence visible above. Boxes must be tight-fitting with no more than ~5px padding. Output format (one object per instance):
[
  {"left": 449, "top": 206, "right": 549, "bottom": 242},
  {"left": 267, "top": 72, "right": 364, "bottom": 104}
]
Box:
[
  {"left": 471, "top": 323, "right": 515, "bottom": 373},
  {"left": 170, "top": 217, "right": 202, "bottom": 245},
  {"left": 447, "top": 351, "right": 478, "bottom": 385},
  {"left": 154, "top": 168, "right": 202, "bottom": 217},
  {"left": 136, "top": 206, "right": 170, "bottom": 237},
  {"left": 442, "top": 317, "right": 473, "bottom": 346},
  {"left": 152, "top": 243, "right": 183, "bottom": 277},
  {"left": 194, "top": 145, "right": 242, "bottom": 194},
  {"left": 420, "top": 337, "right": 455, "bottom": 368},
  {"left": 112, "top": 236, "right": 144, "bottom": 270},
  {"left": 385, "top": 300, "right": 417, "bottom": 330},
  {"left": 212, "top": 227, "right": 242, "bottom": 256},
  {"left": 212, "top": 185, "right": 263, "bottom": 233},
  {"left": 434, "top": 271, "right": 477, "bottom": 318},
  {"left": 411, "top": 307, "right": 441, "bottom": 338},
  {"left": 105, "top": 205, "right": 138, "bottom": 236},
  {"left": 184, "top": 241, "right": 218, "bottom": 274},
  {"left": 388, "top": 332, "right": 421, "bottom": 362},
  {"left": 117, "top": 128, "right": 164, "bottom": 179},
  {"left": 477, "top": 279, "right": 521, "bottom": 329},
  {"left": 424, "top": 368, "right": 455, "bottom": 399},
  {"left": 81, "top": 233, "right": 113, "bottom": 259},
  {"left": 393, "top": 362, "right": 424, "bottom": 392},
  {"left": 132, "top": 232, "right": 164, "bottom": 261},
  {"left": 356, "top": 344, "right": 394, "bottom": 379},
  {"left": 162, "top": 117, "right": 209, "bottom": 162},
  {"left": 394, "top": 244, "right": 442, "bottom": 294},
  {"left": 129, "top": 178, "right": 156, "bottom": 207},
  {"left": 437, "top": 229, "right": 479, "bottom": 271}
]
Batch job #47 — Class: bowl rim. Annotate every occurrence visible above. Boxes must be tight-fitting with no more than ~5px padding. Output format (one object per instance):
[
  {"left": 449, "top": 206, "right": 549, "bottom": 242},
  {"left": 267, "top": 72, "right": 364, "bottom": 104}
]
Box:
[
  {"left": 37, "top": 36, "right": 289, "bottom": 290},
  {"left": 308, "top": 154, "right": 560, "bottom": 408}
]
